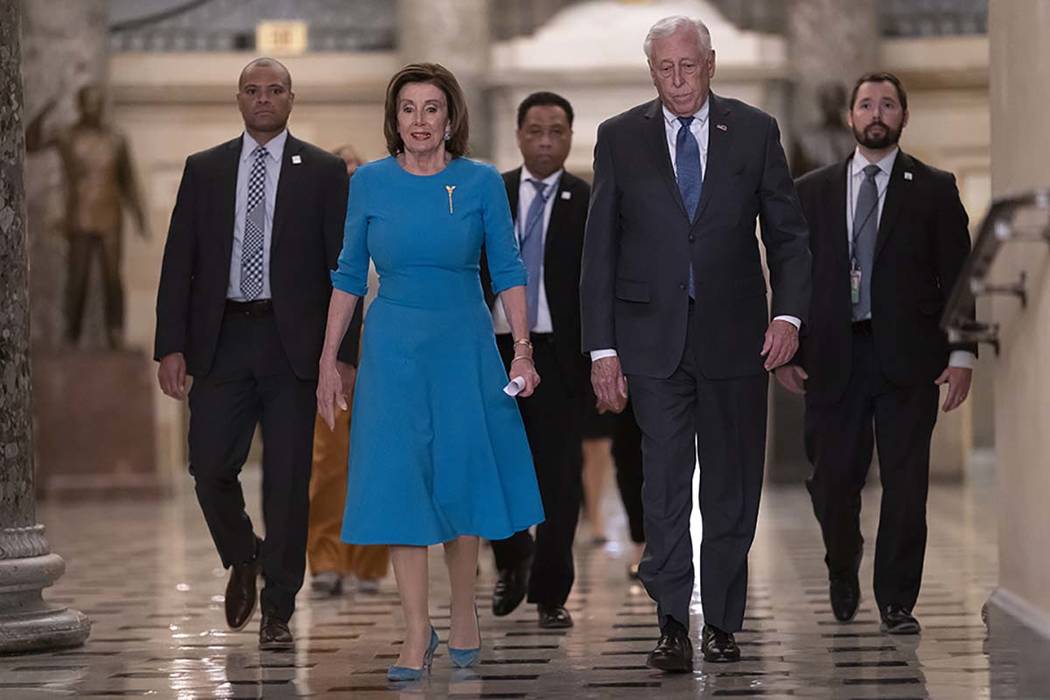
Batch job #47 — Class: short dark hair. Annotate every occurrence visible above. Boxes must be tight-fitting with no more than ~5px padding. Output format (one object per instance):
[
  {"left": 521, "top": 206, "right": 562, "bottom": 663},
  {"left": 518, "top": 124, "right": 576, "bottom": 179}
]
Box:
[
  {"left": 383, "top": 63, "right": 469, "bottom": 158},
  {"left": 516, "top": 91, "right": 574, "bottom": 129},
  {"left": 238, "top": 57, "right": 292, "bottom": 91},
  {"left": 849, "top": 72, "right": 908, "bottom": 112}
]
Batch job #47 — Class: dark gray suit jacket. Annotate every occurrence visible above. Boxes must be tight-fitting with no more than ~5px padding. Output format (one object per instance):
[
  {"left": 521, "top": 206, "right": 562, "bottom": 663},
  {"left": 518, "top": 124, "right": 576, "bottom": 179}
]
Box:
[
  {"left": 794, "top": 151, "right": 975, "bottom": 405},
  {"left": 481, "top": 168, "right": 591, "bottom": 393},
  {"left": 154, "top": 133, "right": 361, "bottom": 379},
  {"left": 580, "top": 93, "right": 812, "bottom": 379}
]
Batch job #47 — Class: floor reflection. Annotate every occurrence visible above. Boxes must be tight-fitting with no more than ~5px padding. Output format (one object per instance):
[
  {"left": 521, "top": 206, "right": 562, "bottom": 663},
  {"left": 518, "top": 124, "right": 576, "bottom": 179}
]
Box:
[{"left": 0, "top": 474, "right": 1045, "bottom": 698}]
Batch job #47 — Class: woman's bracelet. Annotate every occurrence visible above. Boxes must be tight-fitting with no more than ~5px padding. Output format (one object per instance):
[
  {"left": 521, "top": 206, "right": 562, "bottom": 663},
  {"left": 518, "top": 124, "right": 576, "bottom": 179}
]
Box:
[
  {"left": 513, "top": 338, "right": 533, "bottom": 351},
  {"left": 511, "top": 355, "right": 534, "bottom": 364}
]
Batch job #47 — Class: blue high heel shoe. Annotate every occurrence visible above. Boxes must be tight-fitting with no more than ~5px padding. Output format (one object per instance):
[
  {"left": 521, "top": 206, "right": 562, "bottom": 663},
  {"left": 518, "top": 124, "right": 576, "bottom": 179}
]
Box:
[
  {"left": 448, "top": 605, "right": 481, "bottom": 669},
  {"left": 387, "top": 625, "right": 439, "bottom": 682}
]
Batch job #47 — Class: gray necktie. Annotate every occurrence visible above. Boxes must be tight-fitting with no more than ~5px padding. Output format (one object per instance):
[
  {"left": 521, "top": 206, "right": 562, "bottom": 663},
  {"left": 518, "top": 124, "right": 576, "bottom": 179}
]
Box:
[{"left": 851, "top": 164, "right": 880, "bottom": 320}]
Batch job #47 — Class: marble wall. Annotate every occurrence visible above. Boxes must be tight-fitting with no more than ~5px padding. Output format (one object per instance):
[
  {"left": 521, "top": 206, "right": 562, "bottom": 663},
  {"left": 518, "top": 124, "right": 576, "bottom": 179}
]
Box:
[{"left": 986, "top": 0, "right": 1050, "bottom": 636}]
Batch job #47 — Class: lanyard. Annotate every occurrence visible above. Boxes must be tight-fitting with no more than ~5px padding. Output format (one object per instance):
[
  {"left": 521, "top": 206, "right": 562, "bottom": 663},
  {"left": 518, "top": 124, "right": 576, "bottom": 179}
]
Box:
[{"left": 847, "top": 162, "right": 888, "bottom": 262}]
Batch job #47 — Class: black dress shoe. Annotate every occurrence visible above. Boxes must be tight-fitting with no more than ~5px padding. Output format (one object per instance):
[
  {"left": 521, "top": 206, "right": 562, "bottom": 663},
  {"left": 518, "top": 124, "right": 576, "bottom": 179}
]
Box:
[
  {"left": 538, "top": 605, "right": 574, "bottom": 629},
  {"left": 829, "top": 574, "right": 860, "bottom": 622},
  {"left": 225, "top": 556, "right": 261, "bottom": 630},
  {"left": 259, "top": 615, "right": 294, "bottom": 650},
  {"left": 701, "top": 624, "right": 740, "bottom": 663},
  {"left": 492, "top": 558, "right": 530, "bottom": 617},
  {"left": 880, "top": 606, "right": 921, "bottom": 635},
  {"left": 647, "top": 619, "right": 693, "bottom": 673}
]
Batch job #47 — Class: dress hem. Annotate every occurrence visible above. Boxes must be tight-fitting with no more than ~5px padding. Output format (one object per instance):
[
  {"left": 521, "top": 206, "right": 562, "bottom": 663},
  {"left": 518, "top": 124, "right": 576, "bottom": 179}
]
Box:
[{"left": 340, "top": 518, "right": 544, "bottom": 547}]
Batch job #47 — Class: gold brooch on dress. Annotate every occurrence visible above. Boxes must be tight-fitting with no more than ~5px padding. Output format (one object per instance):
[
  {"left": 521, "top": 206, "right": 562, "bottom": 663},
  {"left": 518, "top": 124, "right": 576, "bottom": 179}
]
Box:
[{"left": 445, "top": 185, "right": 456, "bottom": 214}]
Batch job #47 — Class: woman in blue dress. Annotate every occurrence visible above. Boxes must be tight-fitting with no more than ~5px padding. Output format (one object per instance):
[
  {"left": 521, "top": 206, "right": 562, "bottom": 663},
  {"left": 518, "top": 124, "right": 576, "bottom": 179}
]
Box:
[{"left": 317, "top": 63, "right": 545, "bottom": 680}]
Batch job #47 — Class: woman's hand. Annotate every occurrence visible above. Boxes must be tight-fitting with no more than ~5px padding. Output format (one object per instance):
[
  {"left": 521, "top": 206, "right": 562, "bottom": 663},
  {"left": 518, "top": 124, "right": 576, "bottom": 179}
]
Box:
[
  {"left": 316, "top": 355, "right": 347, "bottom": 430},
  {"left": 509, "top": 356, "right": 541, "bottom": 398}
]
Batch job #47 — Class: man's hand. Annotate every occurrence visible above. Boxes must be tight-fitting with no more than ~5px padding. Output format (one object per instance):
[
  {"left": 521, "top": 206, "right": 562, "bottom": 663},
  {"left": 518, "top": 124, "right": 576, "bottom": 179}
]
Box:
[
  {"left": 761, "top": 319, "right": 799, "bottom": 372},
  {"left": 337, "top": 361, "right": 357, "bottom": 399},
  {"left": 157, "top": 352, "right": 188, "bottom": 400},
  {"left": 774, "top": 364, "right": 808, "bottom": 395},
  {"left": 935, "top": 366, "right": 973, "bottom": 412},
  {"left": 591, "top": 355, "right": 628, "bottom": 414}
]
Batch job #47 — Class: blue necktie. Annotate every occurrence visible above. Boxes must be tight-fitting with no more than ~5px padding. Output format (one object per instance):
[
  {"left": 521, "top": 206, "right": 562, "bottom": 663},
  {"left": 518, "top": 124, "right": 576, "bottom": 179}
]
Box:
[
  {"left": 675, "top": 117, "right": 702, "bottom": 298},
  {"left": 520, "top": 178, "right": 549, "bottom": 330},
  {"left": 241, "top": 145, "right": 268, "bottom": 300},
  {"left": 851, "top": 164, "right": 881, "bottom": 320}
]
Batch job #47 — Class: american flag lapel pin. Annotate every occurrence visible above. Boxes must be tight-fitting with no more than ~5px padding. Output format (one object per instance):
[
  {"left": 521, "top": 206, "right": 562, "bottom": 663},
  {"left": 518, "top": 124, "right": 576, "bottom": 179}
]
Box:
[
  {"left": 904, "top": 171, "right": 913, "bottom": 181},
  {"left": 291, "top": 154, "right": 302, "bottom": 165},
  {"left": 716, "top": 123, "right": 728, "bottom": 132},
  {"left": 560, "top": 191, "right": 571, "bottom": 200}
]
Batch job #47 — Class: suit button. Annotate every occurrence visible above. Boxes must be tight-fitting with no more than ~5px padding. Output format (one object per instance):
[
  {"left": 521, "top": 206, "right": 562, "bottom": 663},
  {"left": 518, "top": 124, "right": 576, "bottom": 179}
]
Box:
[{"left": 688, "top": 235, "right": 696, "bottom": 242}]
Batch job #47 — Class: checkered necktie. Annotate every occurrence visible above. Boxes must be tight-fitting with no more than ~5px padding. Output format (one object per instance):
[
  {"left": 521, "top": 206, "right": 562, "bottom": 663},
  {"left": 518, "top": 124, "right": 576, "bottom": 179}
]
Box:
[{"left": 240, "top": 145, "right": 268, "bottom": 300}]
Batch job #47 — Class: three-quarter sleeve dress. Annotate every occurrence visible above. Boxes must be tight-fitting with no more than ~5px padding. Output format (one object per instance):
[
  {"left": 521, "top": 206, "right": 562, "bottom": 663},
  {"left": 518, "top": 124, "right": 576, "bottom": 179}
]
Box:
[{"left": 332, "top": 156, "right": 545, "bottom": 545}]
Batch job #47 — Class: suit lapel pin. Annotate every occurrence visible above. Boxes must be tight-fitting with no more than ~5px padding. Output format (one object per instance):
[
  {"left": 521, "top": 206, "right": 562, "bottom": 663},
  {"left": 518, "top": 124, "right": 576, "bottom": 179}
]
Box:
[
  {"left": 560, "top": 190, "right": 571, "bottom": 200},
  {"left": 291, "top": 154, "right": 302, "bottom": 165},
  {"left": 716, "top": 123, "right": 728, "bottom": 131},
  {"left": 904, "top": 171, "right": 913, "bottom": 181}
]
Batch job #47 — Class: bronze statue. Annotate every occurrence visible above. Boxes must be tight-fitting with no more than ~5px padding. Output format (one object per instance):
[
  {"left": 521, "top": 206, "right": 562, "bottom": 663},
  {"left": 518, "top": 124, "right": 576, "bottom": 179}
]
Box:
[
  {"left": 26, "top": 83, "right": 149, "bottom": 349},
  {"left": 791, "top": 81, "right": 857, "bottom": 178}
]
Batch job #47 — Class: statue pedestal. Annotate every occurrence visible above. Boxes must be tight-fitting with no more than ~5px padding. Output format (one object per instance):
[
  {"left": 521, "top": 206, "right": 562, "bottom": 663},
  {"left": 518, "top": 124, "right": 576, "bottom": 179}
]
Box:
[{"left": 32, "top": 349, "right": 163, "bottom": 499}]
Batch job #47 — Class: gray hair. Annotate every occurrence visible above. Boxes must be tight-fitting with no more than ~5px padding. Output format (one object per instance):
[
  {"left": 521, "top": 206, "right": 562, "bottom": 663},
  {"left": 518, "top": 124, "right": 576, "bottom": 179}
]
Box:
[{"left": 643, "top": 16, "right": 712, "bottom": 60}]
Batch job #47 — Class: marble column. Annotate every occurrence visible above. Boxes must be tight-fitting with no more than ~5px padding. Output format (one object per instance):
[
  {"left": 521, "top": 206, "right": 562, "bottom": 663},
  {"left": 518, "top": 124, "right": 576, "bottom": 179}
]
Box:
[
  {"left": 985, "top": 0, "right": 1050, "bottom": 635},
  {"left": 0, "top": 0, "right": 90, "bottom": 653},
  {"left": 396, "top": 0, "right": 493, "bottom": 157},
  {"left": 20, "top": 0, "right": 110, "bottom": 351}
]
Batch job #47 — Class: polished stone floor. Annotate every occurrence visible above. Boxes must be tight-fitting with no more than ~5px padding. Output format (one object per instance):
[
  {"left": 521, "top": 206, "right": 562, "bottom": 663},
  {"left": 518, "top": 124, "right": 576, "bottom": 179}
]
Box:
[{"left": 3, "top": 474, "right": 1049, "bottom": 699}]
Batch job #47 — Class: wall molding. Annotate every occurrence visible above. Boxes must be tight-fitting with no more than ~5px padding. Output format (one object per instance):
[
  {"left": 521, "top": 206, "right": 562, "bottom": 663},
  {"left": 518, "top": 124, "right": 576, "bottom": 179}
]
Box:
[{"left": 986, "top": 587, "right": 1050, "bottom": 639}]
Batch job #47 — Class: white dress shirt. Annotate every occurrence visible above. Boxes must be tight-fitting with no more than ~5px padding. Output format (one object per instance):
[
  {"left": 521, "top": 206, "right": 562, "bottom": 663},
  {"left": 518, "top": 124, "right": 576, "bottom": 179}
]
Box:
[
  {"left": 590, "top": 99, "right": 799, "bottom": 362},
  {"left": 227, "top": 129, "right": 287, "bottom": 301},
  {"left": 847, "top": 147, "right": 974, "bottom": 369},
  {"left": 492, "top": 165, "right": 562, "bottom": 335}
]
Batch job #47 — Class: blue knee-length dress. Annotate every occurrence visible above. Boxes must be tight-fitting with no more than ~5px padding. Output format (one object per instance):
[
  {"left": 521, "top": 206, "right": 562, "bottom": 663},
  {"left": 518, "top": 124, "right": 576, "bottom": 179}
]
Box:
[{"left": 332, "top": 156, "right": 545, "bottom": 545}]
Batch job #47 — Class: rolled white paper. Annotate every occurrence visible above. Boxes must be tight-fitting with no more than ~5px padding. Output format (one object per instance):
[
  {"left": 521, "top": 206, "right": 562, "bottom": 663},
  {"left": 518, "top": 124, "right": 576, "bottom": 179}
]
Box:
[{"left": 503, "top": 376, "right": 527, "bottom": 397}]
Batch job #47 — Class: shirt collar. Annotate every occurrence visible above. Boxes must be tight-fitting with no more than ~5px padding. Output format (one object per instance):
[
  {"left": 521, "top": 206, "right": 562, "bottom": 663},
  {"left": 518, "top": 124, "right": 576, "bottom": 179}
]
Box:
[
  {"left": 662, "top": 96, "right": 710, "bottom": 128},
  {"left": 521, "top": 164, "right": 563, "bottom": 191},
  {"left": 851, "top": 146, "right": 898, "bottom": 177},
  {"left": 241, "top": 129, "right": 288, "bottom": 163}
]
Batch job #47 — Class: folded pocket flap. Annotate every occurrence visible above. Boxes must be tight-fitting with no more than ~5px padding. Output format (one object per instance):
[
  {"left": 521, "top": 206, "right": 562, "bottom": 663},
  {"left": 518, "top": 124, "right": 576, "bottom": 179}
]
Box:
[{"left": 615, "top": 278, "right": 650, "bottom": 302}]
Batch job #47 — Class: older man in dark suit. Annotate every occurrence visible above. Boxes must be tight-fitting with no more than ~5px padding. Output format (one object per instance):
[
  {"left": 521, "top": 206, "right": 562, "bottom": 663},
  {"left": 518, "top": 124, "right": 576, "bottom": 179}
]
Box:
[
  {"left": 155, "top": 58, "right": 357, "bottom": 649},
  {"left": 581, "top": 16, "right": 811, "bottom": 670}
]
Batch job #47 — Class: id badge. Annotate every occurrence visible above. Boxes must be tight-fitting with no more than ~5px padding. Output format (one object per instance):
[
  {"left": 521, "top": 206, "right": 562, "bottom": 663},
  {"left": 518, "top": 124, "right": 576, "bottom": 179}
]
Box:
[{"left": 850, "top": 268, "right": 862, "bottom": 304}]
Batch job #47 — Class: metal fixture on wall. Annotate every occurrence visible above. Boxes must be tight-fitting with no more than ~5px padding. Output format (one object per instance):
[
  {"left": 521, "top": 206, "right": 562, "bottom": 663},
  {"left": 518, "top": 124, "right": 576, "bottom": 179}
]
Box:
[{"left": 942, "top": 190, "right": 1050, "bottom": 354}]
